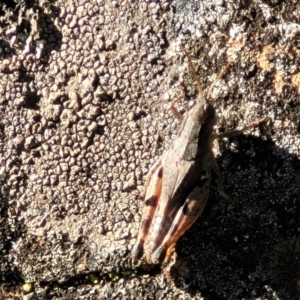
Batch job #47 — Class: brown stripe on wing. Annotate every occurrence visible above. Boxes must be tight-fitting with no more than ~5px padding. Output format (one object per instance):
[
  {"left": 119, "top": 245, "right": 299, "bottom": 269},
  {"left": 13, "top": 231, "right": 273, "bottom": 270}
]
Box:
[
  {"left": 150, "top": 176, "right": 211, "bottom": 264},
  {"left": 132, "top": 165, "right": 163, "bottom": 260}
]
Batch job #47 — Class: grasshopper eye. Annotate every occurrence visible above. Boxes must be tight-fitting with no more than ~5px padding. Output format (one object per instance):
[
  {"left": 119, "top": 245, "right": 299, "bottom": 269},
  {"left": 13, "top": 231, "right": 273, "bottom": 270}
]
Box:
[{"left": 188, "top": 100, "right": 195, "bottom": 109}]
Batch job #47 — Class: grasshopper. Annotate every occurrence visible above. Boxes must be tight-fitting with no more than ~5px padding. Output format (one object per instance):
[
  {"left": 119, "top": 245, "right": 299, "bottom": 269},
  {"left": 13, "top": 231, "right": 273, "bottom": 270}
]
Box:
[{"left": 132, "top": 50, "right": 269, "bottom": 264}]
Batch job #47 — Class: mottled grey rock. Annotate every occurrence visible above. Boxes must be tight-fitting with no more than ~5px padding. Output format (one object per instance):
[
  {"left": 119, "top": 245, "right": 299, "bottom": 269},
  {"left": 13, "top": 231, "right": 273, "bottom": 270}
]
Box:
[
  {"left": 0, "top": 0, "right": 299, "bottom": 299},
  {"left": 23, "top": 291, "right": 38, "bottom": 300}
]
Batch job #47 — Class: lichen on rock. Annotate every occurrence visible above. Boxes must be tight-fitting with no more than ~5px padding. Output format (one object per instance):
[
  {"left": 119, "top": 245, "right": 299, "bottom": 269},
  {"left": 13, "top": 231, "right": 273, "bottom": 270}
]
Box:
[{"left": 0, "top": 0, "right": 300, "bottom": 299}]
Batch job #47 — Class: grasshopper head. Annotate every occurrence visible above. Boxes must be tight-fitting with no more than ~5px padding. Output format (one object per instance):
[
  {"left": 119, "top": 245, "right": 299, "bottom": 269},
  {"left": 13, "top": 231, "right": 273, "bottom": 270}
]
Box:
[{"left": 204, "top": 103, "right": 217, "bottom": 127}]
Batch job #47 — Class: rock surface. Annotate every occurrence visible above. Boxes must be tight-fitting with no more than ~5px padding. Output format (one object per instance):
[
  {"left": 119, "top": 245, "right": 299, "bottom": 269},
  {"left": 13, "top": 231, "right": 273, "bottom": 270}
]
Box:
[{"left": 0, "top": 0, "right": 299, "bottom": 299}]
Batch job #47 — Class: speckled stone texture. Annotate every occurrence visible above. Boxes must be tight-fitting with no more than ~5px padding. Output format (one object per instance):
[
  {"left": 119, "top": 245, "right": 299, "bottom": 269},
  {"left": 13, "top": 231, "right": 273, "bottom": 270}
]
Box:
[{"left": 0, "top": 0, "right": 299, "bottom": 299}]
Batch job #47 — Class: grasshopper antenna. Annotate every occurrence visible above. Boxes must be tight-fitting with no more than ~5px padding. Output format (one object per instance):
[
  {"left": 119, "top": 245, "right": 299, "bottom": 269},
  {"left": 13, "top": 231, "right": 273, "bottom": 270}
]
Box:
[
  {"left": 183, "top": 49, "right": 204, "bottom": 98},
  {"left": 183, "top": 49, "right": 231, "bottom": 103},
  {"left": 206, "top": 60, "right": 231, "bottom": 99}
]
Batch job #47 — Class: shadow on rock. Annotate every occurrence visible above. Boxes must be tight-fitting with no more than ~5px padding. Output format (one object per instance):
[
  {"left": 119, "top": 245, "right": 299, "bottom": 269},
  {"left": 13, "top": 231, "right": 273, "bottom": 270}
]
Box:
[{"left": 171, "top": 135, "right": 300, "bottom": 300}]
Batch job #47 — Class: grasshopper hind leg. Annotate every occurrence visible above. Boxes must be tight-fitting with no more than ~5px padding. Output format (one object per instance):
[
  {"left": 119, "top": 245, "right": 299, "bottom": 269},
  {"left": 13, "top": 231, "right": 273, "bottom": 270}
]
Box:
[
  {"left": 214, "top": 116, "right": 269, "bottom": 139},
  {"left": 132, "top": 165, "right": 163, "bottom": 261},
  {"left": 211, "top": 158, "right": 232, "bottom": 202},
  {"left": 150, "top": 176, "right": 211, "bottom": 264},
  {"left": 211, "top": 116, "right": 269, "bottom": 202}
]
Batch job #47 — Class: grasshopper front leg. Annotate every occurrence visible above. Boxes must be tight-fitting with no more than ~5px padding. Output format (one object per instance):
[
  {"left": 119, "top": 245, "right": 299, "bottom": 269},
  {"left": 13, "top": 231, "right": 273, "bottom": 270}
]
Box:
[{"left": 168, "top": 81, "right": 186, "bottom": 121}]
